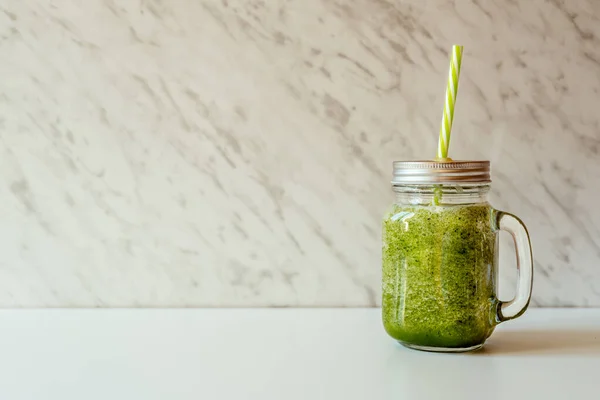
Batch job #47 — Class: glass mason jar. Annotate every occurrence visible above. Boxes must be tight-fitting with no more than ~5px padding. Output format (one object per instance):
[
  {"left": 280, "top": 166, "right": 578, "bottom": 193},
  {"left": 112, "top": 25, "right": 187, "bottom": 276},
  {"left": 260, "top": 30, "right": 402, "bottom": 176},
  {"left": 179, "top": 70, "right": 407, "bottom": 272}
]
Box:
[{"left": 382, "top": 160, "right": 533, "bottom": 352}]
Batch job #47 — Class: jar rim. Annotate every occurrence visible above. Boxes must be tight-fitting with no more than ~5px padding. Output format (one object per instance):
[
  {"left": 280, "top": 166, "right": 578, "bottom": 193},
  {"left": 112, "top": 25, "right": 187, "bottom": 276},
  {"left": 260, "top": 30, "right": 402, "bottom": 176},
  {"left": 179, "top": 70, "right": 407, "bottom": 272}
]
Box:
[{"left": 391, "top": 160, "right": 491, "bottom": 184}]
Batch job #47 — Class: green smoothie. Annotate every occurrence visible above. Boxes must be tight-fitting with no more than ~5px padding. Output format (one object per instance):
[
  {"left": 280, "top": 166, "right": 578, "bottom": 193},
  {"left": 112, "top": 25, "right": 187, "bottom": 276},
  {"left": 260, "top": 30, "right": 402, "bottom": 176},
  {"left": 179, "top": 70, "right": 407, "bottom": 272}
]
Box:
[{"left": 382, "top": 204, "right": 497, "bottom": 349}]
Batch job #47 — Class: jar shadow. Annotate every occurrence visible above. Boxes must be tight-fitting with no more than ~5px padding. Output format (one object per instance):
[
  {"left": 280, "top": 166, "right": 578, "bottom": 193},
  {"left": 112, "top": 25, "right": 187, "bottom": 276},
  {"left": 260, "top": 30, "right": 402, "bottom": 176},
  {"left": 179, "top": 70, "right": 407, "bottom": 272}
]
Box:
[{"left": 475, "top": 329, "right": 600, "bottom": 356}]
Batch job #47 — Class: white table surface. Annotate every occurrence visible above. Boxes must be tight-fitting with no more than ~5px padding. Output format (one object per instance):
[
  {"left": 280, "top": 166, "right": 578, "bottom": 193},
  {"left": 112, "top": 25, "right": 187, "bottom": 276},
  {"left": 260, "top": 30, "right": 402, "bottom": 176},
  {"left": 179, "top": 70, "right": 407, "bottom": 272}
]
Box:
[{"left": 0, "top": 308, "right": 598, "bottom": 400}]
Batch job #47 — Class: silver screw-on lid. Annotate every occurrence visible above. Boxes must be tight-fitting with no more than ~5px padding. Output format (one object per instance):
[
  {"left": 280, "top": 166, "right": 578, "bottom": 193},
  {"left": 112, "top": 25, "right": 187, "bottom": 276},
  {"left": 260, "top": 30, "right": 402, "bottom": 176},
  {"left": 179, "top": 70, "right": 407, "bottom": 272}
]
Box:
[{"left": 391, "top": 160, "right": 491, "bottom": 184}]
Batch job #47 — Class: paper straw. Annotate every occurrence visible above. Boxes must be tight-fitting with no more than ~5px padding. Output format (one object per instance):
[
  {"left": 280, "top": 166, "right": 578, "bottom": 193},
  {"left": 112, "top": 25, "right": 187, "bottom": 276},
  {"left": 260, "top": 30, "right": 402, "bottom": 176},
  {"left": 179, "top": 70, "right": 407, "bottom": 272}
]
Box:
[{"left": 436, "top": 45, "right": 463, "bottom": 159}]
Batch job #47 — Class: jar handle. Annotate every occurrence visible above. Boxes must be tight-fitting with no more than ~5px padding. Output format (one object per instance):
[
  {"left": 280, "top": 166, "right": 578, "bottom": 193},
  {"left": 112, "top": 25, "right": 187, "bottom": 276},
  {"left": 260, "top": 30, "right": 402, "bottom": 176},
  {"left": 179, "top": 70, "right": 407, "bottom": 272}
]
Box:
[{"left": 495, "top": 211, "right": 534, "bottom": 322}]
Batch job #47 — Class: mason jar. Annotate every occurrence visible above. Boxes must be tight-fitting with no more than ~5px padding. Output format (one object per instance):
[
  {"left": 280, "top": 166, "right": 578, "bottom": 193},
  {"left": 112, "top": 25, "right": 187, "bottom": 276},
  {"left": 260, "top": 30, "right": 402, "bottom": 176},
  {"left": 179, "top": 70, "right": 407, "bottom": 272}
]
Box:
[{"left": 382, "top": 160, "right": 533, "bottom": 352}]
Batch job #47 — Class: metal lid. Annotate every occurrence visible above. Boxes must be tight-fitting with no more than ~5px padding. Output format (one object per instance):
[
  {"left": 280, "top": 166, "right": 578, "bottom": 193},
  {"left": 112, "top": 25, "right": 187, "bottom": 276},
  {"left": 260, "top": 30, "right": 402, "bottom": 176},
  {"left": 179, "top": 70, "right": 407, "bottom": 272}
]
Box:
[{"left": 391, "top": 160, "right": 491, "bottom": 184}]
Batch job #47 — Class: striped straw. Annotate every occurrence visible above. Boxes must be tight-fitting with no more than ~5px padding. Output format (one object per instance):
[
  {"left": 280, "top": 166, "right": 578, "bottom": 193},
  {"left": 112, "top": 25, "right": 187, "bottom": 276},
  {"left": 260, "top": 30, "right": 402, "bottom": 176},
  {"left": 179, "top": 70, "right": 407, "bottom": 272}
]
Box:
[{"left": 436, "top": 45, "right": 463, "bottom": 159}]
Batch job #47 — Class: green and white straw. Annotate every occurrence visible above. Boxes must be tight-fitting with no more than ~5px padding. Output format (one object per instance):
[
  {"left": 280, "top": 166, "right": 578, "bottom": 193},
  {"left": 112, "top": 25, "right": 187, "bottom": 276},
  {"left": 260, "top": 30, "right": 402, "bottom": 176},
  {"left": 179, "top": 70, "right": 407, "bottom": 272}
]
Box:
[{"left": 436, "top": 45, "right": 463, "bottom": 159}]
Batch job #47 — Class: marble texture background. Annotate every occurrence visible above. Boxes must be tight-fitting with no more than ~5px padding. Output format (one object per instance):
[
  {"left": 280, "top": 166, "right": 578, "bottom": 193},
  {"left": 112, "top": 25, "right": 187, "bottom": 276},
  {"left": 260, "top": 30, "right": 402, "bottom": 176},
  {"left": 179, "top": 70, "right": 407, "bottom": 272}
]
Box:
[{"left": 0, "top": 0, "right": 599, "bottom": 307}]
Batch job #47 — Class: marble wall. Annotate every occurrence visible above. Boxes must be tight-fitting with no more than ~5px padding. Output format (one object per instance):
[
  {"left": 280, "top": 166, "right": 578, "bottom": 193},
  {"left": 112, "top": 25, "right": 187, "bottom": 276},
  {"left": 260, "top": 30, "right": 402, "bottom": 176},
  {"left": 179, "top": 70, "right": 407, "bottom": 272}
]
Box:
[{"left": 0, "top": 0, "right": 599, "bottom": 307}]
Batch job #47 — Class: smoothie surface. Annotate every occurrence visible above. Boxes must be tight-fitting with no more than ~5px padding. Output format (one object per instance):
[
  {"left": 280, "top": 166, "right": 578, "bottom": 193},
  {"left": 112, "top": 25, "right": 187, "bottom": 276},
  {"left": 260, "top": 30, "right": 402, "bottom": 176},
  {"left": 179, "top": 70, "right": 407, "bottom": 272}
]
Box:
[{"left": 382, "top": 203, "right": 497, "bottom": 348}]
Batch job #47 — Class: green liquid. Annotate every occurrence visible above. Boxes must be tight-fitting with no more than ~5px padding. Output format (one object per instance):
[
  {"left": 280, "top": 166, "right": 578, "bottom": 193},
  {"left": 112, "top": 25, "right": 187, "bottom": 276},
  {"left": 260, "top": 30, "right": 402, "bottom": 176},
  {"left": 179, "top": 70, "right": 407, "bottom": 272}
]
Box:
[{"left": 382, "top": 204, "right": 497, "bottom": 348}]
